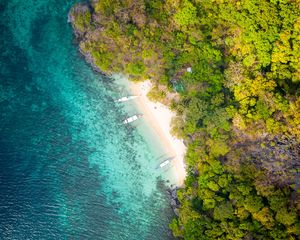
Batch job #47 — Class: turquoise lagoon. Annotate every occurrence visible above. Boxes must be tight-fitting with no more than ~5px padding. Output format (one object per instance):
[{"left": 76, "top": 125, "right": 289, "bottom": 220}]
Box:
[{"left": 0, "top": 0, "right": 176, "bottom": 239}]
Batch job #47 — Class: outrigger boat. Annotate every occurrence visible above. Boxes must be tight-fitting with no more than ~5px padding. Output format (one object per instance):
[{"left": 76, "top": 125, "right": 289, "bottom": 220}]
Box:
[
  {"left": 159, "top": 160, "right": 170, "bottom": 168},
  {"left": 123, "top": 114, "right": 142, "bottom": 124},
  {"left": 115, "top": 95, "right": 138, "bottom": 103},
  {"left": 156, "top": 156, "right": 175, "bottom": 169}
]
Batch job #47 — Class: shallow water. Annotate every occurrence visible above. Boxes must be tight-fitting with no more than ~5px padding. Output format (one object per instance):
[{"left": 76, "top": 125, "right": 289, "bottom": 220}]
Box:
[{"left": 0, "top": 1, "right": 175, "bottom": 239}]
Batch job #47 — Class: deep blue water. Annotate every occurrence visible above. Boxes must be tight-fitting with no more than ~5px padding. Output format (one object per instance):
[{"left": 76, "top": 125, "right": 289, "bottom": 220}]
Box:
[{"left": 0, "top": 0, "right": 175, "bottom": 239}]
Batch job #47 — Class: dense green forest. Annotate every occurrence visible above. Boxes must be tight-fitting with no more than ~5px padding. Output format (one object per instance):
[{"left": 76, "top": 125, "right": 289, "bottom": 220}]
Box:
[{"left": 70, "top": 0, "right": 300, "bottom": 239}]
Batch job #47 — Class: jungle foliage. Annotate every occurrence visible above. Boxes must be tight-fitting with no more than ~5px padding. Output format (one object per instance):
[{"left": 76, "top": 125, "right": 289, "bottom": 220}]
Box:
[{"left": 71, "top": 0, "right": 300, "bottom": 239}]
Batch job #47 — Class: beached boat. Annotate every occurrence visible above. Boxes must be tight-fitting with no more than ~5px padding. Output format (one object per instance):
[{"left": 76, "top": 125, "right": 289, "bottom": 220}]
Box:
[
  {"left": 115, "top": 95, "right": 138, "bottom": 103},
  {"left": 156, "top": 156, "right": 174, "bottom": 169},
  {"left": 123, "top": 114, "right": 142, "bottom": 124},
  {"left": 159, "top": 160, "right": 170, "bottom": 168}
]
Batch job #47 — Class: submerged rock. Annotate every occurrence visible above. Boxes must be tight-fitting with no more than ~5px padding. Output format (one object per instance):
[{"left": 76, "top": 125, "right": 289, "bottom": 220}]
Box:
[{"left": 167, "top": 187, "right": 181, "bottom": 216}]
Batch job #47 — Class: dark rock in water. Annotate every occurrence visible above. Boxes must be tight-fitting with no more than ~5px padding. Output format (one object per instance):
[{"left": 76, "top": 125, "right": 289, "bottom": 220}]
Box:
[
  {"left": 171, "top": 188, "right": 178, "bottom": 200},
  {"left": 171, "top": 199, "right": 177, "bottom": 207},
  {"left": 167, "top": 187, "right": 181, "bottom": 215}
]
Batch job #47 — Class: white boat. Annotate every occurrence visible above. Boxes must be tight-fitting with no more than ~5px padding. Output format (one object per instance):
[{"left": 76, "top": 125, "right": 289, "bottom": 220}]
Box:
[
  {"left": 123, "top": 114, "right": 142, "bottom": 124},
  {"left": 156, "top": 156, "right": 174, "bottom": 169},
  {"left": 159, "top": 160, "right": 170, "bottom": 168},
  {"left": 115, "top": 95, "right": 138, "bottom": 103}
]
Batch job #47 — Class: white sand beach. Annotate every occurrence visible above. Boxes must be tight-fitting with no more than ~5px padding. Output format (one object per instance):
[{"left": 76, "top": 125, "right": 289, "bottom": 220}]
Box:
[{"left": 130, "top": 80, "right": 186, "bottom": 186}]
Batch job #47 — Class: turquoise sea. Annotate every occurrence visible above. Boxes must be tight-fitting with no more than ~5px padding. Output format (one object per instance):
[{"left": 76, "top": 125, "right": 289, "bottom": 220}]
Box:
[{"left": 0, "top": 0, "right": 176, "bottom": 239}]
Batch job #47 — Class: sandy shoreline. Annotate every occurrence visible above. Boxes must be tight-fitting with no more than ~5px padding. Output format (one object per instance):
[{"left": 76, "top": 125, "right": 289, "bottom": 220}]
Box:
[{"left": 129, "top": 80, "right": 186, "bottom": 186}]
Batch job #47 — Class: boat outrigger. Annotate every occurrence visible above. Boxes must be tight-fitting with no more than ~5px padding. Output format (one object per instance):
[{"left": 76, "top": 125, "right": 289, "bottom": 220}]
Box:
[
  {"left": 115, "top": 95, "right": 138, "bottom": 103},
  {"left": 123, "top": 114, "right": 142, "bottom": 124}
]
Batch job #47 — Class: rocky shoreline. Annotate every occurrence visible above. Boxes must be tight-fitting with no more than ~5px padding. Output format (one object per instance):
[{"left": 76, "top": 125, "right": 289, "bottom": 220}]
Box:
[
  {"left": 167, "top": 187, "right": 181, "bottom": 216},
  {"left": 68, "top": 4, "right": 109, "bottom": 77}
]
